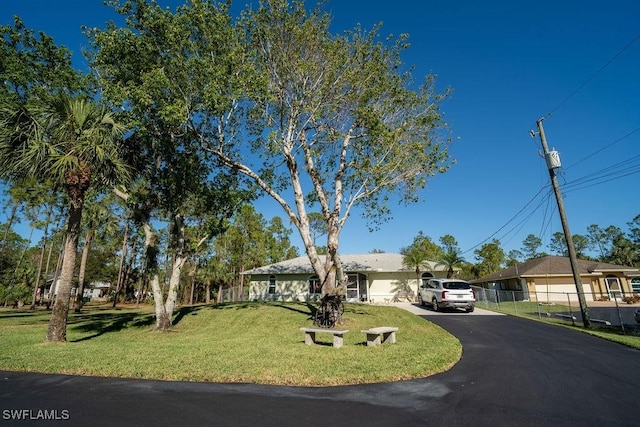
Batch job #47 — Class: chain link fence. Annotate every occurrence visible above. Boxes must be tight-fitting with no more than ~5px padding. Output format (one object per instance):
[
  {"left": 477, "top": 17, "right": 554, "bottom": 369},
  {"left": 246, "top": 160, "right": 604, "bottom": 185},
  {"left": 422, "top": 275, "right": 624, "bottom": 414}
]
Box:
[{"left": 472, "top": 286, "right": 640, "bottom": 334}]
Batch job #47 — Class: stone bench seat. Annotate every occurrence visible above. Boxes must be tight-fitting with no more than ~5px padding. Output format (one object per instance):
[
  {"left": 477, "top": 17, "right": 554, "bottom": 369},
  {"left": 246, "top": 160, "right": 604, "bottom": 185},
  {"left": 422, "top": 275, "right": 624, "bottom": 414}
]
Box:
[
  {"left": 360, "top": 326, "right": 398, "bottom": 346},
  {"left": 300, "top": 327, "right": 349, "bottom": 348}
]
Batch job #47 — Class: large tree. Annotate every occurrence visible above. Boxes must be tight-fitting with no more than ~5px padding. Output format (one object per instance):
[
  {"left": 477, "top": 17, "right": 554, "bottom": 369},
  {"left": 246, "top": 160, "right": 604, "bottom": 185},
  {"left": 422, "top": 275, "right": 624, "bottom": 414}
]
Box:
[
  {"left": 549, "top": 232, "right": 590, "bottom": 259},
  {"left": 473, "top": 239, "right": 505, "bottom": 278},
  {"left": 0, "top": 95, "right": 129, "bottom": 342},
  {"left": 401, "top": 232, "right": 442, "bottom": 293},
  {"left": 90, "top": 0, "right": 454, "bottom": 297},
  {"left": 89, "top": 0, "right": 250, "bottom": 330},
  {"left": 1, "top": 17, "right": 124, "bottom": 341},
  {"left": 437, "top": 234, "right": 466, "bottom": 278},
  {"left": 521, "top": 234, "right": 544, "bottom": 260}
]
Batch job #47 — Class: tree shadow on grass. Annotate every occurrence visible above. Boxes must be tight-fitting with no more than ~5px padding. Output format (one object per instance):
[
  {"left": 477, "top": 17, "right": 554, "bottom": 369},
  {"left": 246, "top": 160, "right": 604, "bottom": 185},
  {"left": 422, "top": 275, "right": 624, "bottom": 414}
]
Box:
[
  {"left": 69, "top": 312, "right": 155, "bottom": 342},
  {"left": 272, "top": 301, "right": 315, "bottom": 317},
  {"left": 0, "top": 311, "right": 40, "bottom": 320},
  {"left": 171, "top": 305, "right": 208, "bottom": 326}
]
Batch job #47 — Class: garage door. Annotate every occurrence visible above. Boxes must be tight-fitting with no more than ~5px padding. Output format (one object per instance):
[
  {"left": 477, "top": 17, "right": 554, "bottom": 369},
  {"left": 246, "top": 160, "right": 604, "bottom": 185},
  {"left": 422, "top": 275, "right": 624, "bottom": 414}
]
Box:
[{"left": 534, "top": 283, "right": 594, "bottom": 303}]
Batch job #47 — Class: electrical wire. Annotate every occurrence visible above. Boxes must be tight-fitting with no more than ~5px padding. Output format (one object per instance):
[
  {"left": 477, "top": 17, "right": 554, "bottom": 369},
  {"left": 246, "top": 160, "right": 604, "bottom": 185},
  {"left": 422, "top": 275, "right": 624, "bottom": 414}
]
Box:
[
  {"left": 565, "top": 126, "right": 640, "bottom": 170},
  {"left": 461, "top": 185, "right": 550, "bottom": 255},
  {"left": 545, "top": 33, "right": 640, "bottom": 118},
  {"left": 562, "top": 153, "right": 640, "bottom": 193},
  {"left": 461, "top": 149, "right": 640, "bottom": 257},
  {"left": 464, "top": 34, "right": 640, "bottom": 258}
]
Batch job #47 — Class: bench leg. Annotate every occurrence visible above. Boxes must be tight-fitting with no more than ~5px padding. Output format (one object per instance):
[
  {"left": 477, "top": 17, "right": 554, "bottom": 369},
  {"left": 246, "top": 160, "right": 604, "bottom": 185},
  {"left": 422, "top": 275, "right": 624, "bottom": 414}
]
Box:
[
  {"left": 333, "top": 334, "right": 344, "bottom": 348},
  {"left": 304, "top": 331, "right": 316, "bottom": 346},
  {"left": 382, "top": 331, "right": 396, "bottom": 344},
  {"left": 366, "top": 333, "right": 381, "bottom": 346}
]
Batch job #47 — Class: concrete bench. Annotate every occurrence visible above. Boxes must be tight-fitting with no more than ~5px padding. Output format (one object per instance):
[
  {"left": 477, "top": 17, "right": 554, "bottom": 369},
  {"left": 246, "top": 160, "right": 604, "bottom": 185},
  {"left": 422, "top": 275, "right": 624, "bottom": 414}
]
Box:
[
  {"left": 361, "top": 326, "right": 398, "bottom": 346},
  {"left": 300, "top": 327, "right": 349, "bottom": 348},
  {"left": 591, "top": 318, "right": 612, "bottom": 326},
  {"left": 554, "top": 314, "right": 577, "bottom": 321}
]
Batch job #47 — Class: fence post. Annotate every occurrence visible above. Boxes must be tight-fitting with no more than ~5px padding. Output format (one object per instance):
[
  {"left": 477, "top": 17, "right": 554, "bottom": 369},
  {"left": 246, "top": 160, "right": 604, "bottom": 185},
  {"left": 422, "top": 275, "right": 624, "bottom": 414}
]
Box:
[
  {"left": 512, "top": 291, "right": 517, "bottom": 315},
  {"left": 612, "top": 292, "right": 626, "bottom": 334},
  {"left": 567, "top": 293, "right": 575, "bottom": 326}
]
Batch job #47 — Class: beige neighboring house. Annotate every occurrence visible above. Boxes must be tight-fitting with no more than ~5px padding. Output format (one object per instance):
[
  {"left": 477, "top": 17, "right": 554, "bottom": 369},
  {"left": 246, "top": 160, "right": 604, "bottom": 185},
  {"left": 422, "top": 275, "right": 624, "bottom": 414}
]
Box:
[
  {"left": 243, "top": 253, "right": 453, "bottom": 303},
  {"left": 470, "top": 255, "right": 640, "bottom": 303}
]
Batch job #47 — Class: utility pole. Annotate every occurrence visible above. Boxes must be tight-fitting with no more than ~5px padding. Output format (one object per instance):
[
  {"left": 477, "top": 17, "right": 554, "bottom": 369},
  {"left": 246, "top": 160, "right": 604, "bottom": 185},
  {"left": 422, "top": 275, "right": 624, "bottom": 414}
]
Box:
[{"left": 535, "top": 118, "right": 591, "bottom": 328}]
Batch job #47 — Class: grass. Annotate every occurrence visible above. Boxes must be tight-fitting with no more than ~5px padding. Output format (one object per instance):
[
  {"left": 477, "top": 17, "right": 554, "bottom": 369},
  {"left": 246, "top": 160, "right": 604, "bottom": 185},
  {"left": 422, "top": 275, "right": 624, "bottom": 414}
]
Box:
[
  {"left": 477, "top": 300, "right": 640, "bottom": 350},
  {"left": 0, "top": 302, "right": 461, "bottom": 386}
]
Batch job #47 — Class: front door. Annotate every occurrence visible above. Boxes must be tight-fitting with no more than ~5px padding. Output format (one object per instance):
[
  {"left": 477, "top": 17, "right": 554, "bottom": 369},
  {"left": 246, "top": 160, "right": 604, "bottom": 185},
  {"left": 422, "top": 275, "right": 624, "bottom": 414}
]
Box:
[
  {"left": 346, "top": 273, "right": 367, "bottom": 302},
  {"left": 605, "top": 276, "right": 622, "bottom": 300}
]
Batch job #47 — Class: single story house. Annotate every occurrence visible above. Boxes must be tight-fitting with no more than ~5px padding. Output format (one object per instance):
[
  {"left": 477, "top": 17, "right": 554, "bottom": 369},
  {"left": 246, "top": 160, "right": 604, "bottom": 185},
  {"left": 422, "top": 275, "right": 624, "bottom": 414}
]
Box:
[
  {"left": 470, "top": 255, "right": 640, "bottom": 303},
  {"left": 83, "top": 281, "right": 112, "bottom": 300},
  {"left": 243, "top": 253, "right": 455, "bottom": 303}
]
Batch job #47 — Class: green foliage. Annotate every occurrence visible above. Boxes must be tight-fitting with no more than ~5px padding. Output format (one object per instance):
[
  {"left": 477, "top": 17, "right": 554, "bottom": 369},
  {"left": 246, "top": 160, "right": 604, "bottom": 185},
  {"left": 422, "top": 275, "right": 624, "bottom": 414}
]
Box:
[
  {"left": 239, "top": 0, "right": 454, "bottom": 228},
  {"left": 0, "top": 95, "right": 130, "bottom": 192},
  {"left": 0, "top": 16, "right": 84, "bottom": 105},
  {"left": 402, "top": 231, "right": 442, "bottom": 262},
  {"left": 473, "top": 239, "right": 505, "bottom": 277},
  {"left": 89, "top": 0, "right": 454, "bottom": 294},
  {"left": 208, "top": 205, "right": 299, "bottom": 291},
  {"left": 521, "top": 234, "right": 543, "bottom": 260},
  {"left": 506, "top": 249, "right": 524, "bottom": 266}
]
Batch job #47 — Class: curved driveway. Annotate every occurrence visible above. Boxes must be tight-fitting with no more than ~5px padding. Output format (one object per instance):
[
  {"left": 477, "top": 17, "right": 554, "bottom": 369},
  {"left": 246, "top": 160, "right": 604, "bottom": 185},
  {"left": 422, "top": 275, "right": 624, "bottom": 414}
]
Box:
[{"left": 2, "top": 304, "right": 639, "bottom": 427}]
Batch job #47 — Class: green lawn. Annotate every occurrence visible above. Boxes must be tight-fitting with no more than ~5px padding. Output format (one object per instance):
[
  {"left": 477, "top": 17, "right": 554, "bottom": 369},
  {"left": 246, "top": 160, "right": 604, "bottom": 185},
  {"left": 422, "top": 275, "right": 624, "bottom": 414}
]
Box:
[{"left": 0, "top": 302, "right": 461, "bottom": 386}]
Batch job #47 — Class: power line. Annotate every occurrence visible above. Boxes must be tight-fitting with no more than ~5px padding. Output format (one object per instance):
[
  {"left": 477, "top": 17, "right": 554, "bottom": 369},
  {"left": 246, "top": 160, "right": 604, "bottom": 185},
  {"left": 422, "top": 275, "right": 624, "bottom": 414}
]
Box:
[
  {"left": 471, "top": 33, "right": 640, "bottom": 257},
  {"left": 565, "top": 126, "right": 640, "bottom": 170},
  {"left": 545, "top": 33, "right": 640, "bottom": 118},
  {"left": 462, "top": 185, "right": 550, "bottom": 255},
  {"left": 562, "top": 153, "right": 640, "bottom": 192}
]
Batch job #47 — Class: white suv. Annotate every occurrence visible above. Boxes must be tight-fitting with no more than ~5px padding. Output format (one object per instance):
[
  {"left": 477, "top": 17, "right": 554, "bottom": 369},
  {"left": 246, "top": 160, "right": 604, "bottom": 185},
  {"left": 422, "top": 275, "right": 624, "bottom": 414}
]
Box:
[{"left": 418, "top": 278, "right": 476, "bottom": 312}]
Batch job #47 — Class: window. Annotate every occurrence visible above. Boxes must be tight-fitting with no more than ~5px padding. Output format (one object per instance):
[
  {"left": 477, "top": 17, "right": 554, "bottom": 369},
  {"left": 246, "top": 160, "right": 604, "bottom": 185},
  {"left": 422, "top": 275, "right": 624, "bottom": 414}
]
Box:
[
  {"left": 444, "top": 281, "right": 471, "bottom": 290},
  {"left": 421, "top": 272, "right": 434, "bottom": 288},
  {"left": 268, "top": 275, "right": 276, "bottom": 294},
  {"left": 308, "top": 275, "right": 321, "bottom": 294}
]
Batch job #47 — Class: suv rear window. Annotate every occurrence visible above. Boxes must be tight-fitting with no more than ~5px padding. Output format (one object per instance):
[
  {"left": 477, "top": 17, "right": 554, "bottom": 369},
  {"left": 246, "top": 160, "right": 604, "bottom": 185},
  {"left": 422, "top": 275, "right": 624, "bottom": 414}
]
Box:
[{"left": 443, "top": 282, "right": 471, "bottom": 290}]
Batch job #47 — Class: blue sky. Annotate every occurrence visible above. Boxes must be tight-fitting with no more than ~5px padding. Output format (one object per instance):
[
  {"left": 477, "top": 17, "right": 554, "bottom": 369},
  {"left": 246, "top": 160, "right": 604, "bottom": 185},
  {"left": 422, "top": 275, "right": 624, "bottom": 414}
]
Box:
[{"left": 2, "top": 0, "right": 639, "bottom": 261}]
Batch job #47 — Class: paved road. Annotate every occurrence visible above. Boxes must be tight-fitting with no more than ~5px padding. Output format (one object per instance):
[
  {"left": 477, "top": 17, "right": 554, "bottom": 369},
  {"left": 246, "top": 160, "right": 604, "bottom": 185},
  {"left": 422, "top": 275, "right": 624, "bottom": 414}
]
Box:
[{"left": 2, "top": 304, "right": 639, "bottom": 427}]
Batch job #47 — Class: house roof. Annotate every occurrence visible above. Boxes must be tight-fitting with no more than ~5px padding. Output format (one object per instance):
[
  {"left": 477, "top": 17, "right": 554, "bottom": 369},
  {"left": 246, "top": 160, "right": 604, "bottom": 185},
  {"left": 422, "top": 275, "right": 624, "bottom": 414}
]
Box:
[
  {"left": 470, "top": 255, "right": 640, "bottom": 283},
  {"left": 242, "top": 253, "right": 444, "bottom": 275}
]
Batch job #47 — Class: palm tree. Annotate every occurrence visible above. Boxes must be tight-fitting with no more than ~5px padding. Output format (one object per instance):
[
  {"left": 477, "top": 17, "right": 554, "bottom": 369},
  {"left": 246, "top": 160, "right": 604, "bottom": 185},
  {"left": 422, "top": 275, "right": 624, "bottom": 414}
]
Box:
[
  {"left": 401, "top": 245, "right": 432, "bottom": 297},
  {"left": 437, "top": 249, "right": 466, "bottom": 278},
  {"left": 0, "top": 95, "right": 129, "bottom": 342}
]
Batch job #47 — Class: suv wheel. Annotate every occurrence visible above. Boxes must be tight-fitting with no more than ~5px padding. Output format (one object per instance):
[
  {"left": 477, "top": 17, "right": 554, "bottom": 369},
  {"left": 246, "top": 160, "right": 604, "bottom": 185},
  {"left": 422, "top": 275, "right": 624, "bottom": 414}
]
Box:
[
  {"left": 418, "top": 294, "right": 424, "bottom": 306},
  {"left": 431, "top": 297, "right": 439, "bottom": 312}
]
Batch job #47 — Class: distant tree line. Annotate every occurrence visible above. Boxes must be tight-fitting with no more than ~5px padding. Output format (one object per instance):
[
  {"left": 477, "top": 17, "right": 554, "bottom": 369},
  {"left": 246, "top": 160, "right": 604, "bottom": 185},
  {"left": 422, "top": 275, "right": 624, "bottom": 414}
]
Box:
[{"left": 400, "top": 214, "right": 640, "bottom": 281}]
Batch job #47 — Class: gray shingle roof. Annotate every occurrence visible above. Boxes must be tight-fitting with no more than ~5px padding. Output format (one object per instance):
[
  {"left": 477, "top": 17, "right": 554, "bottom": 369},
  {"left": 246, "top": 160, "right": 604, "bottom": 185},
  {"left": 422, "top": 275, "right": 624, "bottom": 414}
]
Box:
[
  {"left": 471, "top": 255, "right": 640, "bottom": 283},
  {"left": 242, "top": 253, "right": 442, "bottom": 275}
]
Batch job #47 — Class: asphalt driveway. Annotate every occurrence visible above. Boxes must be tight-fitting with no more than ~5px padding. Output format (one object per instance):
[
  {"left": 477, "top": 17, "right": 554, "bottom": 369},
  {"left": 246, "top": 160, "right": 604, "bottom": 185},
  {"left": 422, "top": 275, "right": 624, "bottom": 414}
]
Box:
[{"left": 2, "top": 304, "right": 639, "bottom": 427}]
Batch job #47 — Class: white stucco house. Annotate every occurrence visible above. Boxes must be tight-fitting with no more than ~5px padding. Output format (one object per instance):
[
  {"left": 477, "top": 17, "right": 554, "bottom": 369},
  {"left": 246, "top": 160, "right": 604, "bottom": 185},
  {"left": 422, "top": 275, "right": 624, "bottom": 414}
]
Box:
[{"left": 242, "top": 253, "right": 454, "bottom": 303}]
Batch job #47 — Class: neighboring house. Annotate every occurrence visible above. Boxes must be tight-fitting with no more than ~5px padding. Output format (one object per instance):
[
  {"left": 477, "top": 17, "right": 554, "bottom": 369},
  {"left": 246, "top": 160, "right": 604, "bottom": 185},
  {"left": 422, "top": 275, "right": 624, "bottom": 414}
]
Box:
[
  {"left": 243, "top": 253, "right": 454, "bottom": 303},
  {"left": 83, "top": 281, "right": 112, "bottom": 300},
  {"left": 43, "top": 277, "right": 111, "bottom": 302},
  {"left": 470, "top": 256, "right": 640, "bottom": 303}
]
